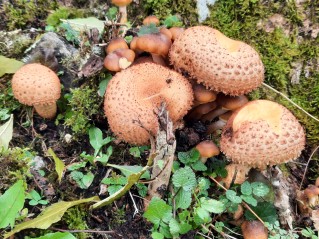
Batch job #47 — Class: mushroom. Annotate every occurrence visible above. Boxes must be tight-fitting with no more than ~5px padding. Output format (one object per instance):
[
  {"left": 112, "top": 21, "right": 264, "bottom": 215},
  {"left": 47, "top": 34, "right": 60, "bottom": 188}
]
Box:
[
  {"left": 221, "top": 163, "right": 251, "bottom": 188},
  {"left": 130, "top": 33, "right": 172, "bottom": 66},
  {"left": 193, "top": 83, "right": 217, "bottom": 105},
  {"left": 241, "top": 220, "right": 268, "bottom": 239},
  {"left": 195, "top": 141, "right": 220, "bottom": 163},
  {"left": 106, "top": 37, "right": 129, "bottom": 54},
  {"left": 12, "top": 63, "right": 61, "bottom": 119},
  {"left": 201, "top": 94, "right": 248, "bottom": 123},
  {"left": 169, "top": 26, "right": 264, "bottom": 95},
  {"left": 186, "top": 101, "right": 217, "bottom": 121},
  {"left": 168, "top": 27, "right": 185, "bottom": 41},
  {"left": 304, "top": 185, "right": 319, "bottom": 207},
  {"left": 143, "top": 15, "right": 160, "bottom": 26},
  {"left": 104, "top": 62, "right": 193, "bottom": 145},
  {"left": 104, "top": 48, "right": 135, "bottom": 72},
  {"left": 220, "top": 100, "right": 305, "bottom": 169},
  {"left": 111, "top": 0, "right": 132, "bottom": 23}
]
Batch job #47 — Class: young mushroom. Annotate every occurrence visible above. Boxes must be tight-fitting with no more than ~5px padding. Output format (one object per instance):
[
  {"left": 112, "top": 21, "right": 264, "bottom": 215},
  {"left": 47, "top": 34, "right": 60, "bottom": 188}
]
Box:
[
  {"left": 104, "top": 62, "right": 193, "bottom": 145},
  {"left": 130, "top": 33, "right": 172, "bottom": 66},
  {"left": 193, "top": 83, "right": 217, "bottom": 105},
  {"left": 12, "top": 63, "right": 61, "bottom": 119},
  {"left": 186, "top": 101, "right": 217, "bottom": 121},
  {"left": 195, "top": 141, "right": 220, "bottom": 163},
  {"left": 106, "top": 37, "right": 129, "bottom": 54},
  {"left": 143, "top": 15, "right": 160, "bottom": 26},
  {"left": 111, "top": 0, "right": 132, "bottom": 23},
  {"left": 221, "top": 163, "right": 251, "bottom": 188},
  {"left": 220, "top": 100, "right": 306, "bottom": 169},
  {"left": 104, "top": 48, "right": 135, "bottom": 72},
  {"left": 241, "top": 220, "right": 268, "bottom": 239},
  {"left": 304, "top": 185, "right": 319, "bottom": 207},
  {"left": 169, "top": 26, "right": 264, "bottom": 95}
]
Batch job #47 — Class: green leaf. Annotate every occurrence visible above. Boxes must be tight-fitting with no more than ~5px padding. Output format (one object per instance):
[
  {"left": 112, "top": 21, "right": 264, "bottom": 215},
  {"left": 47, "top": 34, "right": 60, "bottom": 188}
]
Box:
[
  {"left": 107, "top": 185, "right": 123, "bottom": 195},
  {"left": 95, "top": 146, "right": 112, "bottom": 165},
  {"left": 175, "top": 189, "right": 192, "bottom": 209},
  {"left": 241, "top": 181, "right": 252, "bottom": 195},
  {"left": 172, "top": 166, "right": 197, "bottom": 191},
  {"left": 4, "top": 196, "right": 99, "bottom": 238},
  {"left": 0, "top": 180, "right": 25, "bottom": 229},
  {"left": 89, "top": 127, "right": 112, "bottom": 156},
  {"left": 129, "top": 147, "right": 141, "bottom": 158},
  {"left": 105, "top": 7, "right": 118, "bottom": 21},
  {"left": 98, "top": 75, "right": 112, "bottom": 97},
  {"left": 241, "top": 195, "right": 257, "bottom": 207},
  {"left": 178, "top": 148, "right": 200, "bottom": 165},
  {"left": 29, "top": 190, "right": 41, "bottom": 201},
  {"left": 163, "top": 15, "right": 183, "bottom": 28},
  {"left": 244, "top": 202, "right": 278, "bottom": 223},
  {"left": 60, "top": 17, "right": 105, "bottom": 33},
  {"left": 251, "top": 182, "right": 270, "bottom": 197},
  {"left": 191, "top": 160, "right": 207, "bottom": 171},
  {"left": 136, "top": 183, "right": 148, "bottom": 197},
  {"left": 67, "top": 161, "right": 87, "bottom": 171},
  {"left": 47, "top": 148, "right": 65, "bottom": 183},
  {"left": 151, "top": 231, "right": 164, "bottom": 239},
  {"left": 195, "top": 207, "right": 211, "bottom": 223},
  {"left": 30, "top": 232, "right": 76, "bottom": 239},
  {"left": 200, "top": 197, "right": 225, "bottom": 214},
  {"left": 144, "top": 198, "right": 172, "bottom": 226},
  {"left": 0, "top": 114, "right": 14, "bottom": 150},
  {"left": 0, "top": 56, "right": 24, "bottom": 77},
  {"left": 81, "top": 172, "right": 94, "bottom": 189},
  {"left": 179, "top": 222, "right": 192, "bottom": 234},
  {"left": 226, "top": 190, "right": 242, "bottom": 204},
  {"left": 107, "top": 164, "right": 150, "bottom": 179},
  {"left": 137, "top": 23, "right": 159, "bottom": 36},
  {"left": 169, "top": 218, "right": 180, "bottom": 236}
]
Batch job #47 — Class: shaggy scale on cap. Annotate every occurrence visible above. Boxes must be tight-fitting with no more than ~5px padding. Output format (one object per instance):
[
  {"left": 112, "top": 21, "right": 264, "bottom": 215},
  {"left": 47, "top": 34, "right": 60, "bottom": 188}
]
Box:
[
  {"left": 12, "top": 63, "right": 61, "bottom": 118},
  {"left": 169, "top": 26, "right": 264, "bottom": 95},
  {"left": 220, "top": 100, "right": 305, "bottom": 169},
  {"left": 104, "top": 62, "right": 193, "bottom": 145}
]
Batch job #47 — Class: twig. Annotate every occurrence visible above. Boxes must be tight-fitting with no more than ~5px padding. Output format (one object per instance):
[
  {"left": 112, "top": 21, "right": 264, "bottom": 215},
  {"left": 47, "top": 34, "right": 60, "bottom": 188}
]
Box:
[
  {"left": 262, "top": 82, "right": 319, "bottom": 123},
  {"left": 129, "top": 191, "right": 140, "bottom": 218},
  {"left": 299, "top": 145, "right": 319, "bottom": 189},
  {"left": 209, "top": 176, "right": 265, "bottom": 226}
]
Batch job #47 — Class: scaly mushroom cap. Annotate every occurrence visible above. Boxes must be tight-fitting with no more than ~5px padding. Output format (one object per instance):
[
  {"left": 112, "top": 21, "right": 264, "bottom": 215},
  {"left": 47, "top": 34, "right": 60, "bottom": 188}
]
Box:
[
  {"left": 12, "top": 63, "right": 61, "bottom": 106},
  {"left": 104, "top": 62, "right": 193, "bottom": 145},
  {"left": 169, "top": 26, "right": 264, "bottom": 95},
  {"left": 220, "top": 100, "right": 305, "bottom": 168}
]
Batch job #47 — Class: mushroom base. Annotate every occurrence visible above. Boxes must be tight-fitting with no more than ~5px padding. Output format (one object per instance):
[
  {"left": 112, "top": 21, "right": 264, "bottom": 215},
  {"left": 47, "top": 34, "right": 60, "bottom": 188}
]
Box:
[{"left": 34, "top": 103, "right": 57, "bottom": 119}]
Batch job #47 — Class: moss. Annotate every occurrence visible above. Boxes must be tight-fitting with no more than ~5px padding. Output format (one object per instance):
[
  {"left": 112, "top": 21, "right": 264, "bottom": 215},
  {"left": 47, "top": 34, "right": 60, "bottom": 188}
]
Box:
[
  {"left": 3, "top": 0, "right": 58, "bottom": 30},
  {"left": 0, "top": 147, "right": 34, "bottom": 193},
  {"left": 46, "top": 7, "right": 87, "bottom": 28},
  {"left": 60, "top": 206, "right": 89, "bottom": 239},
  {"left": 0, "top": 30, "right": 33, "bottom": 58},
  {"left": 0, "top": 80, "right": 21, "bottom": 118},
  {"left": 57, "top": 84, "right": 102, "bottom": 137}
]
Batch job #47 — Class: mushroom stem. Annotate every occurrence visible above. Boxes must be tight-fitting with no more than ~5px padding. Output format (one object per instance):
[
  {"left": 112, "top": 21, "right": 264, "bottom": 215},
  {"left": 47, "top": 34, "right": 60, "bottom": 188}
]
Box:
[
  {"left": 119, "top": 6, "right": 128, "bottom": 24},
  {"left": 151, "top": 54, "right": 167, "bottom": 66},
  {"left": 206, "top": 120, "right": 226, "bottom": 135},
  {"left": 34, "top": 103, "right": 57, "bottom": 119},
  {"left": 201, "top": 106, "right": 228, "bottom": 123}
]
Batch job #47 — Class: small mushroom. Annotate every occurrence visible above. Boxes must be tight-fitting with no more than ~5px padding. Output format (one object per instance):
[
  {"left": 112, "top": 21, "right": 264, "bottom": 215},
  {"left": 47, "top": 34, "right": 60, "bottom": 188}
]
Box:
[
  {"left": 12, "top": 63, "right": 61, "bottom": 119},
  {"left": 168, "top": 27, "right": 185, "bottom": 41},
  {"left": 201, "top": 94, "right": 248, "bottom": 123},
  {"left": 111, "top": 0, "right": 132, "bottom": 23},
  {"left": 106, "top": 37, "right": 129, "bottom": 54},
  {"left": 206, "top": 111, "right": 233, "bottom": 135},
  {"left": 241, "top": 220, "right": 268, "bottom": 239},
  {"left": 186, "top": 101, "right": 217, "bottom": 121},
  {"left": 104, "top": 62, "right": 193, "bottom": 145},
  {"left": 104, "top": 48, "right": 135, "bottom": 72},
  {"left": 193, "top": 83, "right": 217, "bottom": 104},
  {"left": 195, "top": 141, "right": 220, "bottom": 163},
  {"left": 130, "top": 33, "right": 172, "bottom": 66},
  {"left": 304, "top": 185, "right": 319, "bottom": 207},
  {"left": 143, "top": 15, "right": 160, "bottom": 26},
  {"left": 169, "top": 26, "right": 264, "bottom": 95},
  {"left": 220, "top": 100, "right": 306, "bottom": 169}
]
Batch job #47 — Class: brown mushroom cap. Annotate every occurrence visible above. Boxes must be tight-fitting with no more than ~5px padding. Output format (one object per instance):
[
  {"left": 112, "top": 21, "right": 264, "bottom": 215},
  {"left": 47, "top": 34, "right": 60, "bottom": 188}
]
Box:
[
  {"left": 169, "top": 26, "right": 264, "bottom": 95},
  {"left": 12, "top": 63, "right": 61, "bottom": 118},
  {"left": 195, "top": 141, "right": 220, "bottom": 159},
  {"left": 111, "top": 0, "right": 132, "bottom": 7},
  {"left": 220, "top": 100, "right": 305, "bottom": 169},
  {"left": 104, "top": 62, "right": 193, "bottom": 145},
  {"left": 104, "top": 48, "right": 135, "bottom": 72},
  {"left": 143, "top": 15, "right": 160, "bottom": 26},
  {"left": 168, "top": 27, "right": 185, "bottom": 41},
  {"left": 106, "top": 38, "right": 129, "bottom": 54},
  {"left": 217, "top": 94, "right": 249, "bottom": 110},
  {"left": 193, "top": 84, "right": 217, "bottom": 103},
  {"left": 241, "top": 220, "right": 268, "bottom": 239}
]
